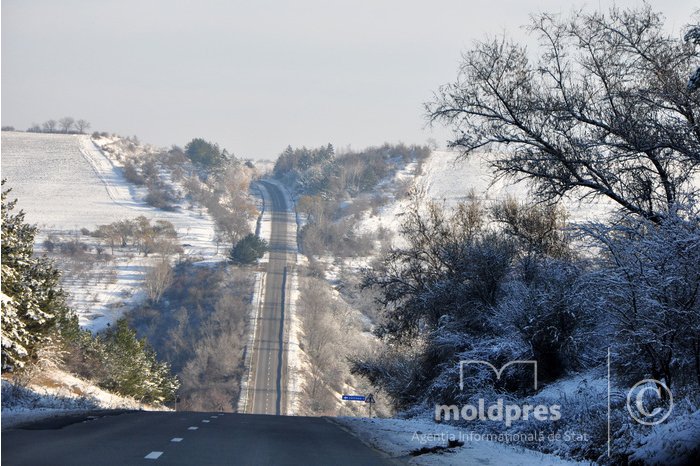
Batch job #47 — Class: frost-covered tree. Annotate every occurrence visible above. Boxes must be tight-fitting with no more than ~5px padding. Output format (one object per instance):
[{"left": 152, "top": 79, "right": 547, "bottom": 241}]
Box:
[
  {"left": 362, "top": 192, "right": 513, "bottom": 342},
  {"left": 586, "top": 209, "right": 700, "bottom": 390},
  {"left": 355, "top": 192, "right": 590, "bottom": 407},
  {"left": 427, "top": 6, "right": 700, "bottom": 223},
  {"left": 145, "top": 261, "right": 173, "bottom": 303},
  {"left": 1, "top": 181, "right": 71, "bottom": 370}
]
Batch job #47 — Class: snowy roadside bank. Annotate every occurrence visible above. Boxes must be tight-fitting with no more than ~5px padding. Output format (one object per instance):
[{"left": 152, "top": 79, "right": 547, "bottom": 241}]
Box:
[
  {"left": 2, "top": 368, "right": 169, "bottom": 430},
  {"left": 333, "top": 417, "right": 585, "bottom": 465}
]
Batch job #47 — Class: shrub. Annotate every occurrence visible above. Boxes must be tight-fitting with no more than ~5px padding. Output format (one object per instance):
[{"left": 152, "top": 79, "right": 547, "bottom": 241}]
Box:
[
  {"left": 229, "top": 234, "right": 267, "bottom": 264},
  {"left": 123, "top": 160, "right": 145, "bottom": 185},
  {"left": 144, "top": 184, "right": 176, "bottom": 211}
]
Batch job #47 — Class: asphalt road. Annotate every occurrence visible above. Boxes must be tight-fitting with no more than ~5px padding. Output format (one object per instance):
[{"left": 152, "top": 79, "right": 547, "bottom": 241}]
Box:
[
  {"left": 1, "top": 411, "right": 393, "bottom": 465},
  {"left": 246, "top": 181, "right": 297, "bottom": 415}
]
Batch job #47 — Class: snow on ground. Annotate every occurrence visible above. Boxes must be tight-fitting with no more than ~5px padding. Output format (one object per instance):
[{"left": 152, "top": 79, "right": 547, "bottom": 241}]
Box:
[
  {"left": 630, "top": 410, "right": 700, "bottom": 466},
  {"left": 2, "top": 132, "right": 218, "bottom": 256},
  {"left": 2, "top": 132, "right": 222, "bottom": 331},
  {"left": 334, "top": 416, "right": 584, "bottom": 465},
  {"left": 420, "top": 151, "right": 615, "bottom": 223},
  {"left": 1, "top": 368, "right": 168, "bottom": 429},
  {"left": 236, "top": 271, "right": 266, "bottom": 413},
  {"left": 285, "top": 264, "right": 304, "bottom": 415},
  {"left": 2, "top": 132, "right": 139, "bottom": 228},
  {"left": 358, "top": 150, "right": 616, "bottom": 240},
  {"left": 531, "top": 367, "right": 608, "bottom": 402},
  {"left": 53, "top": 253, "right": 149, "bottom": 331}
]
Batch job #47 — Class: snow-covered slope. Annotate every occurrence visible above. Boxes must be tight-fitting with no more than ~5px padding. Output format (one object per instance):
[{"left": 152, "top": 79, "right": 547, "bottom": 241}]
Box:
[
  {"left": 2, "top": 132, "right": 138, "bottom": 227},
  {"left": 335, "top": 416, "right": 584, "bottom": 465},
  {"left": 422, "top": 151, "right": 615, "bottom": 223},
  {"left": 1, "top": 131, "right": 222, "bottom": 331},
  {"left": 358, "top": 150, "right": 615, "bottom": 238},
  {"left": 1, "top": 368, "right": 168, "bottom": 429},
  {"left": 1, "top": 132, "right": 217, "bottom": 256}
]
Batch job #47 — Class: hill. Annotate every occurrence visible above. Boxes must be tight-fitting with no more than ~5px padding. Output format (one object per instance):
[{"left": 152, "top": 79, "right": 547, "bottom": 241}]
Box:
[
  {"left": 1, "top": 131, "right": 217, "bottom": 256},
  {"left": 1, "top": 132, "right": 221, "bottom": 330}
]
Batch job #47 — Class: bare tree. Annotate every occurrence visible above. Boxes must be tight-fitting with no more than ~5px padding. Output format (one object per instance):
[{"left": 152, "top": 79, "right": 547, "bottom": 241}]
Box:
[
  {"left": 145, "top": 261, "right": 173, "bottom": 303},
  {"left": 42, "top": 119, "right": 57, "bottom": 133},
  {"left": 97, "top": 224, "right": 120, "bottom": 254},
  {"left": 153, "top": 237, "right": 183, "bottom": 262},
  {"left": 427, "top": 6, "right": 700, "bottom": 223},
  {"left": 75, "top": 119, "right": 91, "bottom": 134},
  {"left": 58, "top": 117, "right": 75, "bottom": 133}
]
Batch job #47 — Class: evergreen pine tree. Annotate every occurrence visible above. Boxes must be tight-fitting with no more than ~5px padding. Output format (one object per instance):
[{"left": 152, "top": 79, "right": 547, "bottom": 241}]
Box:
[
  {"left": 229, "top": 233, "right": 268, "bottom": 264},
  {"left": 1, "top": 181, "right": 71, "bottom": 370}
]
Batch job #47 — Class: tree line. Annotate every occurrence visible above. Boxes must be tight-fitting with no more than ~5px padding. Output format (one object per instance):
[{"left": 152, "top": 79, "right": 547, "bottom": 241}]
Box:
[
  {"left": 273, "top": 143, "right": 430, "bottom": 259},
  {"left": 25, "top": 117, "right": 91, "bottom": 134}
]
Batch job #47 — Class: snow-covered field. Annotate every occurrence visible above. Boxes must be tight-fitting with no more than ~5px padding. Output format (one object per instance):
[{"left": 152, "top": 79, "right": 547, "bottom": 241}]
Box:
[
  {"left": 1, "top": 132, "right": 221, "bottom": 331},
  {"left": 2, "top": 132, "right": 140, "bottom": 227},
  {"left": 2, "top": 132, "right": 217, "bottom": 256}
]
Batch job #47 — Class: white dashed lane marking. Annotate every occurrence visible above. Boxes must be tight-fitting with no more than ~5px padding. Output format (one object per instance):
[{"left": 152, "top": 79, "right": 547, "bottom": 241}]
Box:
[{"left": 144, "top": 416, "right": 223, "bottom": 461}]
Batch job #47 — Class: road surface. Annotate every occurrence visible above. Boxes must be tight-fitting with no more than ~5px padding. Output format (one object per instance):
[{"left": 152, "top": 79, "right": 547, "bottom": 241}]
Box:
[
  {"left": 244, "top": 181, "right": 297, "bottom": 415},
  {"left": 1, "top": 411, "right": 393, "bottom": 465}
]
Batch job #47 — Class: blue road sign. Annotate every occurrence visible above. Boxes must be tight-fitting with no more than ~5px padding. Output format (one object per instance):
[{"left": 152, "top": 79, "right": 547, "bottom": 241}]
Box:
[{"left": 342, "top": 395, "right": 366, "bottom": 401}]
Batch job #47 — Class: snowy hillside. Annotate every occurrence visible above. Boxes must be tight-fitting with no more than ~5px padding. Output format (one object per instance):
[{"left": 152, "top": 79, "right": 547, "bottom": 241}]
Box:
[
  {"left": 1, "top": 132, "right": 217, "bottom": 256},
  {"left": 2, "top": 132, "right": 140, "bottom": 227},
  {"left": 1, "top": 131, "right": 221, "bottom": 331},
  {"left": 359, "top": 150, "right": 616, "bottom": 237}
]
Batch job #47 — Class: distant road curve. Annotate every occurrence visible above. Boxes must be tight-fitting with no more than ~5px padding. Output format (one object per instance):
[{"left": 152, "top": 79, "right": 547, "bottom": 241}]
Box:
[{"left": 244, "top": 180, "right": 297, "bottom": 415}]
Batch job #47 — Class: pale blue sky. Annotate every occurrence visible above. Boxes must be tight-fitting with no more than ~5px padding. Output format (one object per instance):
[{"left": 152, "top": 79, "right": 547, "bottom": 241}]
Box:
[{"left": 2, "top": 0, "right": 694, "bottom": 159}]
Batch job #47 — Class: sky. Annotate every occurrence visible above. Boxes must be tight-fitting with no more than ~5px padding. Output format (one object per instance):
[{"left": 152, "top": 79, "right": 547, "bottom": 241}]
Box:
[{"left": 1, "top": 0, "right": 695, "bottom": 160}]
